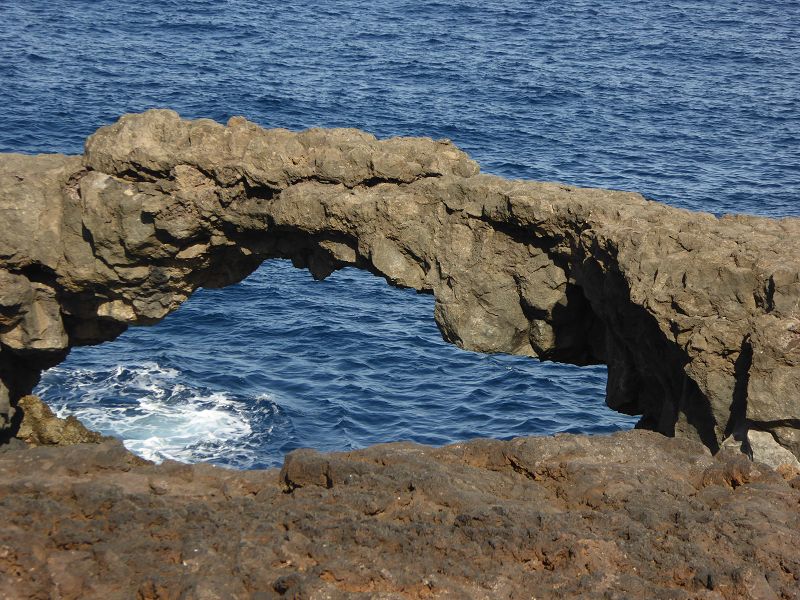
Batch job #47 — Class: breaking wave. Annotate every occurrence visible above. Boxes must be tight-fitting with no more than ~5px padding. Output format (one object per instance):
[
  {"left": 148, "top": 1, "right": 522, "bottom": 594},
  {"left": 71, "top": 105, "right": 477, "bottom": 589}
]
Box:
[{"left": 37, "top": 362, "right": 287, "bottom": 469}]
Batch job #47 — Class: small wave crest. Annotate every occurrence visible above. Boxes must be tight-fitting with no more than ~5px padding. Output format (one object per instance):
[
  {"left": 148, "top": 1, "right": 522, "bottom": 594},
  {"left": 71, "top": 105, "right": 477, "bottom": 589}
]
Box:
[{"left": 36, "top": 361, "right": 281, "bottom": 468}]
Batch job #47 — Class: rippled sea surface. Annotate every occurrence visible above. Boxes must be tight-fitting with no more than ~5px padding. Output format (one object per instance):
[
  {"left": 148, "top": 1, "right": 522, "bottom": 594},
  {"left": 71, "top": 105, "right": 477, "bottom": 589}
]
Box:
[{"left": 3, "top": 1, "right": 798, "bottom": 467}]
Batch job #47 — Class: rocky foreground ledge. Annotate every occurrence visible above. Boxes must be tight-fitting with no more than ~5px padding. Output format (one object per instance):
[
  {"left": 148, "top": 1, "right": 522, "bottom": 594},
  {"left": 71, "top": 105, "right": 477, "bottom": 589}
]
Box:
[
  {"left": 1, "top": 430, "right": 799, "bottom": 599},
  {"left": 1, "top": 109, "right": 799, "bottom": 458}
]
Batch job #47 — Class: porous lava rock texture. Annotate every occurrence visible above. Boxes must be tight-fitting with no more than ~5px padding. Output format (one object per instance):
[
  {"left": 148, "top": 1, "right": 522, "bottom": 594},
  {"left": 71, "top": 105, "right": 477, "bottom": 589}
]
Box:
[
  {"left": 1, "top": 431, "right": 799, "bottom": 599},
  {"left": 0, "top": 109, "right": 799, "bottom": 457},
  {"left": 15, "top": 394, "right": 107, "bottom": 447}
]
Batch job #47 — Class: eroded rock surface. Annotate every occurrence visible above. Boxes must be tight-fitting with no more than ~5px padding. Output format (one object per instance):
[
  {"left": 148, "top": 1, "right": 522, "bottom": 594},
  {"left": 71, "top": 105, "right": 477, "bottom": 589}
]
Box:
[
  {"left": 0, "top": 109, "right": 799, "bottom": 456},
  {"left": 15, "top": 394, "right": 107, "bottom": 447},
  {"left": 0, "top": 431, "right": 798, "bottom": 599}
]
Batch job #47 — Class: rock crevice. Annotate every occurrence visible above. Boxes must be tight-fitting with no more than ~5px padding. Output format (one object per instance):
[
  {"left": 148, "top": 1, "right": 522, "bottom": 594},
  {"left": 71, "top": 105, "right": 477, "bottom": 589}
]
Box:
[{"left": 1, "top": 109, "right": 798, "bottom": 458}]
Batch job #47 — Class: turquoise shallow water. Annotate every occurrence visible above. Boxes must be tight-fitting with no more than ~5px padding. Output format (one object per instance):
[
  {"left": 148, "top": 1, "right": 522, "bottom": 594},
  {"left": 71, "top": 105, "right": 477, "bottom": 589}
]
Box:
[{"left": 2, "top": 0, "right": 797, "bottom": 467}]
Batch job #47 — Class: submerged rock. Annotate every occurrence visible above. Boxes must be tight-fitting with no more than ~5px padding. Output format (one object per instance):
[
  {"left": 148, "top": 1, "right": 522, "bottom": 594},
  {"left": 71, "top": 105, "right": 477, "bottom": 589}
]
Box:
[
  {"left": 0, "top": 430, "right": 798, "bottom": 599},
  {"left": 0, "top": 109, "right": 798, "bottom": 457}
]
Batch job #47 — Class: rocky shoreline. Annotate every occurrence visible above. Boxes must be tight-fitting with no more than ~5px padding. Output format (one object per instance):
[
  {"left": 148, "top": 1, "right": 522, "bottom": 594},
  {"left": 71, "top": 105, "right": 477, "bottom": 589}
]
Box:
[
  {"left": 2, "top": 427, "right": 799, "bottom": 599},
  {"left": 1, "top": 111, "right": 799, "bottom": 597}
]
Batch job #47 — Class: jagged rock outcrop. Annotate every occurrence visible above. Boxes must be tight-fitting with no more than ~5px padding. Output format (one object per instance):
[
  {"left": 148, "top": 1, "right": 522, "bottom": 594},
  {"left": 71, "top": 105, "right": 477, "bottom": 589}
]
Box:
[
  {"left": 1, "top": 109, "right": 799, "bottom": 457},
  {"left": 1, "top": 431, "right": 799, "bottom": 598},
  {"left": 15, "top": 394, "right": 107, "bottom": 446}
]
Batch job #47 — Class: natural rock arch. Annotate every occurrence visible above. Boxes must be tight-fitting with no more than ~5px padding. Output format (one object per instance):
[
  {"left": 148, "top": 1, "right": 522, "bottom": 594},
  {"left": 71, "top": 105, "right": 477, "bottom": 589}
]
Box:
[{"left": 1, "top": 110, "right": 799, "bottom": 457}]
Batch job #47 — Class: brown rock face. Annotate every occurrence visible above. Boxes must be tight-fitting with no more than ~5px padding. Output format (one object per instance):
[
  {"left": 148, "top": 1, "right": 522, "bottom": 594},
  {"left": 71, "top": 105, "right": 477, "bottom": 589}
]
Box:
[
  {"left": 1, "top": 431, "right": 798, "bottom": 599},
  {"left": 15, "top": 395, "right": 106, "bottom": 446},
  {"left": 0, "top": 109, "right": 799, "bottom": 457}
]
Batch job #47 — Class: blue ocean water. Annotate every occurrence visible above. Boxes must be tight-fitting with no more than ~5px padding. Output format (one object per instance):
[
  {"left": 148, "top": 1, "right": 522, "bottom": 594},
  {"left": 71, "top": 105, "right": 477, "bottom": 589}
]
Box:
[{"left": 2, "top": 1, "right": 798, "bottom": 467}]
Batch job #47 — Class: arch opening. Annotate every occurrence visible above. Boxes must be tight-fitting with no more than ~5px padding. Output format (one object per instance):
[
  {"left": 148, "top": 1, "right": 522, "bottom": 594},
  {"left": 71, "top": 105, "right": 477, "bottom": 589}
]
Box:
[
  {"left": 35, "top": 260, "right": 636, "bottom": 468},
  {"left": 4, "top": 110, "right": 796, "bottom": 463}
]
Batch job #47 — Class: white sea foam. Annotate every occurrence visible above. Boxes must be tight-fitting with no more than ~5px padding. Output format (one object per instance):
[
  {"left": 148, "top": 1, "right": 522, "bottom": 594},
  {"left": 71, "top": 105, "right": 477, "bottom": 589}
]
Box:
[{"left": 38, "top": 362, "right": 277, "bottom": 466}]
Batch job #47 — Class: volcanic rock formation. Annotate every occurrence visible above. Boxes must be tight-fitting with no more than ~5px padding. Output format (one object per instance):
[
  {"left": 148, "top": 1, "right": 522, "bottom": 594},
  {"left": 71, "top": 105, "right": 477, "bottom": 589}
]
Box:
[
  {"left": 0, "top": 109, "right": 799, "bottom": 457},
  {"left": 2, "top": 430, "right": 799, "bottom": 598}
]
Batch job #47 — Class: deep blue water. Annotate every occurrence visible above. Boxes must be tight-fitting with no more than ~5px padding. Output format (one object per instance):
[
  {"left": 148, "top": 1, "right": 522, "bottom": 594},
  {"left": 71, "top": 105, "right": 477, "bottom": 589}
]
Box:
[
  {"left": 3, "top": 1, "right": 798, "bottom": 467},
  {"left": 36, "top": 262, "right": 623, "bottom": 468}
]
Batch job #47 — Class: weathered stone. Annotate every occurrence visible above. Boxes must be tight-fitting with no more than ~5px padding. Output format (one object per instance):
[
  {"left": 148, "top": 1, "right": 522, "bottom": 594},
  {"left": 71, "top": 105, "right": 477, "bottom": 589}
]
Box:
[
  {"left": 0, "top": 109, "right": 798, "bottom": 460},
  {"left": 0, "top": 283, "right": 68, "bottom": 352},
  {"left": 0, "top": 269, "right": 33, "bottom": 330},
  {"left": 0, "top": 431, "right": 798, "bottom": 599},
  {"left": 747, "top": 429, "right": 800, "bottom": 471},
  {"left": 0, "top": 379, "right": 11, "bottom": 429},
  {"left": 16, "top": 395, "right": 106, "bottom": 446}
]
